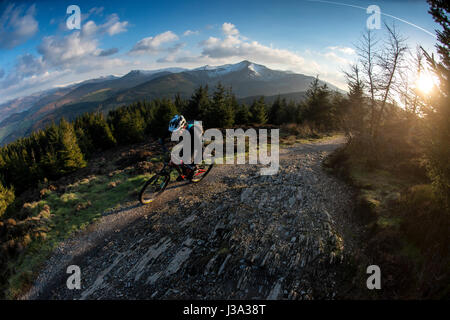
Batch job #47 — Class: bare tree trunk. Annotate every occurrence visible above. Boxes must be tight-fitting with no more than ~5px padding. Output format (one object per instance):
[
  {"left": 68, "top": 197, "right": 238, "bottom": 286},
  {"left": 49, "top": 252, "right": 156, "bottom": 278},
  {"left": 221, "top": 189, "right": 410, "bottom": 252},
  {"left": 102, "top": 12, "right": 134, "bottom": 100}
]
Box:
[
  {"left": 373, "top": 24, "right": 408, "bottom": 140},
  {"left": 357, "top": 30, "right": 378, "bottom": 138}
]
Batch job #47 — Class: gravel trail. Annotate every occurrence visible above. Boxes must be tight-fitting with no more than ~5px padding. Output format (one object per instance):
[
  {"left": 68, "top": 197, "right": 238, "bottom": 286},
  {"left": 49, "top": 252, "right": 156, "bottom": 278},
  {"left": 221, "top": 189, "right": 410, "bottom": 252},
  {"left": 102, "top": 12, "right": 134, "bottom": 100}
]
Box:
[{"left": 23, "top": 136, "right": 357, "bottom": 300}]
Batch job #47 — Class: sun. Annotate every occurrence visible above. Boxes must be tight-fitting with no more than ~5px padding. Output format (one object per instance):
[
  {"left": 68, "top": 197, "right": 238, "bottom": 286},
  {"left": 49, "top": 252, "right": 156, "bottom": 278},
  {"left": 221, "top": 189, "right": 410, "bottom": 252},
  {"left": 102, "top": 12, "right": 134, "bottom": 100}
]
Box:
[{"left": 415, "top": 72, "right": 435, "bottom": 94}]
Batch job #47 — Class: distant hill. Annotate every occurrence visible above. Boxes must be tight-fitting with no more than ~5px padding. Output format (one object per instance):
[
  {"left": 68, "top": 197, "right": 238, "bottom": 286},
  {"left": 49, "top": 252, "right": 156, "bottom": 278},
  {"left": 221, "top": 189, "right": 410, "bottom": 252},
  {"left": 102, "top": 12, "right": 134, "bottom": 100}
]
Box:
[
  {"left": 0, "top": 61, "right": 342, "bottom": 145},
  {"left": 237, "top": 91, "right": 308, "bottom": 105}
]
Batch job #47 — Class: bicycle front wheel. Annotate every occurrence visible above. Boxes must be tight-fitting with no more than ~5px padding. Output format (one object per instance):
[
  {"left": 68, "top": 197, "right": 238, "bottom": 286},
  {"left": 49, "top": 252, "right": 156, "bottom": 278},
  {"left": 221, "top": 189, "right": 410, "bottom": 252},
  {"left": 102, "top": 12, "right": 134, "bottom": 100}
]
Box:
[{"left": 139, "top": 173, "right": 170, "bottom": 204}]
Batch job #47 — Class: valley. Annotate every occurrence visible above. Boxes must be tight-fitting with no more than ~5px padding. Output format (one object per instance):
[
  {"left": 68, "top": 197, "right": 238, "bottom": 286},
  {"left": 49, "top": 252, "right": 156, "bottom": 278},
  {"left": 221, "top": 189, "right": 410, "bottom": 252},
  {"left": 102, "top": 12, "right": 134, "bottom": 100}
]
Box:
[{"left": 0, "top": 61, "right": 338, "bottom": 145}]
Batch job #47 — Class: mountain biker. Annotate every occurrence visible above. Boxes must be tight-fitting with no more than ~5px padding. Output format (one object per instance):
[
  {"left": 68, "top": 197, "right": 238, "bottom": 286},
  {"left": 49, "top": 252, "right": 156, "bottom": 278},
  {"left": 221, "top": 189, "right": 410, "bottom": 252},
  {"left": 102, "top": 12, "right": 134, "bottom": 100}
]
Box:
[{"left": 168, "top": 114, "right": 203, "bottom": 181}]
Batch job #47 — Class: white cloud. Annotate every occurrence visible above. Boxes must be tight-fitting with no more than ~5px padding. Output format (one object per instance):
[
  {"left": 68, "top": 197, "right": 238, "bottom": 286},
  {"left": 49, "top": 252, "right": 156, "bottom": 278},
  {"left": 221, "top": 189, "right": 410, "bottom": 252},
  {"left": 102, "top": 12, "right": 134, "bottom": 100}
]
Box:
[
  {"left": 157, "top": 43, "right": 186, "bottom": 63},
  {"left": 130, "top": 31, "right": 179, "bottom": 55},
  {"left": 175, "top": 22, "right": 351, "bottom": 89},
  {"left": 185, "top": 23, "right": 307, "bottom": 70},
  {"left": 183, "top": 30, "right": 199, "bottom": 36},
  {"left": 0, "top": 3, "right": 38, "bottom": 49},
  {"left": 222, "top": 22, "right": 239, "bottom": 36},
  {"left": 0, "top": 18, "right": 353, "bottom": 103},
  {"left": 102, "top": 14, "right": 128, "bottom": 35},
  {"left": 323, "top": 51, "right": 352, "bottom": 65},
  {"left": 82, "top": 20, "right": 98, "bottom": 37},
  {"left": 327, "top": 46, "right": 355, "bottom": 55},
  {"left": 81, "top": 14, "right": 128, "bottom": 37},
  {"left": 1, "top": 54, "right": 45, "bottom": 89},
  {"left": 38, "top": 32, "right": 99, "bottom": 68},
  {"left": 0, "top": 13, "right": 130, "bottom": 101},
  {"left": 88, "top": 7, "right": 104, "bottom": 16}
]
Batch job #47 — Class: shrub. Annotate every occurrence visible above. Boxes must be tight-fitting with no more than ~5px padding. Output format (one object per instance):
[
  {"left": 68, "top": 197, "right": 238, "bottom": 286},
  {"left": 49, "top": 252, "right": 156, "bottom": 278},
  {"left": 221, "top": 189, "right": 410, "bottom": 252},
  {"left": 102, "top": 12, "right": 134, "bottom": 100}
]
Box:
[{"left": 0, "top": 183, "right": 14, "bottom": 219}]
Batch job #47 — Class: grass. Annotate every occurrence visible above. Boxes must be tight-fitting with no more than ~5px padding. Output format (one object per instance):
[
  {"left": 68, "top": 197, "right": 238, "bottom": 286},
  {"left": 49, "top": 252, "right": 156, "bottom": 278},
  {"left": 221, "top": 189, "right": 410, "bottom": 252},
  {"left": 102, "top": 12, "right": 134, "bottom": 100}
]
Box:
[
  {"left": 0, "top": 119, "right": 34, "bottom": 145},
  {"left": 280, "top": 132, "right": 342, "bottom": 148},
  {"left": 377, "top": 216, "right": 402, "bottom": 229},
  {"left": 325, "top": 140, "right": 449, "bottom": 298},
  {"left": 5, "top": 169, "right": 153, "bottom": 298},
  {"left": 80, "top": 88, "right": 113, "bottom": 102},
  {"left": 331, "top": 151, "right": 416, "bottom": 225}
]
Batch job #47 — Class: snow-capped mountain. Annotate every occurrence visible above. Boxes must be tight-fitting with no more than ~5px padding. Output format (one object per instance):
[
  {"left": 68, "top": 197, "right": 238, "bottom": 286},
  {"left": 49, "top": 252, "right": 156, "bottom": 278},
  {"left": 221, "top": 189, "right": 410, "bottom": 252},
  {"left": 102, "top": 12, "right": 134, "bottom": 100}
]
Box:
[
  {"left": 123, "top": 67, "right": 187, "bottom": 78},
  {"left": 0, "top": 60, "right": 341, "bottom": 145},
  {"left": 192, "top": 60, "right": 285, "bottom": 80}
]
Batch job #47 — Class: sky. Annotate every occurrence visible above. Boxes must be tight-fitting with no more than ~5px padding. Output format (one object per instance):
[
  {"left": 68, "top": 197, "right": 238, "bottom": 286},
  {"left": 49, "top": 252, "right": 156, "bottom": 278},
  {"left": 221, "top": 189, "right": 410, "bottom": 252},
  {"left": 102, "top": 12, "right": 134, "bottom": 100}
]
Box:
[{"left": 0, "top": 0, "right": 441, "bottom": 104}]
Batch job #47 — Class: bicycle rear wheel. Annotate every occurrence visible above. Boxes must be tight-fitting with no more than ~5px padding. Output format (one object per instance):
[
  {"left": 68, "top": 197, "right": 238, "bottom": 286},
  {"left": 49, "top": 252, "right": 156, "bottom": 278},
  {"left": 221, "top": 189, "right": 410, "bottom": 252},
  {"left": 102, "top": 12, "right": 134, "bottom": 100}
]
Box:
[{"left": 139, "top": 173, "right": 170, "bottom": 204}]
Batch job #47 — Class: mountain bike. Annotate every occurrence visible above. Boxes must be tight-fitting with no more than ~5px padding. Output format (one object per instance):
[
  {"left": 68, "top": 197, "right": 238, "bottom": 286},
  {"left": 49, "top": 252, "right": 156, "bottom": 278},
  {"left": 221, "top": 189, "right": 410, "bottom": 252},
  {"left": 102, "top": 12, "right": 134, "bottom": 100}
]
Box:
[{"left": 139, "top": 141, "right": 214, "bottom": 205}]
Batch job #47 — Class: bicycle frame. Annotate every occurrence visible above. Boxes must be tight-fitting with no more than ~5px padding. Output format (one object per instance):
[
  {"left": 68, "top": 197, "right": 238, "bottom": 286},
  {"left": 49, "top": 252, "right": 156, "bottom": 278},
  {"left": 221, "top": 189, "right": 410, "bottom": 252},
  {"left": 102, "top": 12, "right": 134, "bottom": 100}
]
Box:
[{"left": 158, "top": 139, "right": 208, "bottom": 181}]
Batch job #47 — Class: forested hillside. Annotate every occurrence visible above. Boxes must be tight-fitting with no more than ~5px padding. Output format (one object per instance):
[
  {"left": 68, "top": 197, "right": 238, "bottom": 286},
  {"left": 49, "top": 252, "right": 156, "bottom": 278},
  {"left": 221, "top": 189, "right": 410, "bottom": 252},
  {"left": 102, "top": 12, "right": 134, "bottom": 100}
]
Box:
[
  {"left": 0, "top": 79, "right": 345, "bottom": 298},
  {"left": 0, "top": 61, "right": 338, "bottom": 146}
]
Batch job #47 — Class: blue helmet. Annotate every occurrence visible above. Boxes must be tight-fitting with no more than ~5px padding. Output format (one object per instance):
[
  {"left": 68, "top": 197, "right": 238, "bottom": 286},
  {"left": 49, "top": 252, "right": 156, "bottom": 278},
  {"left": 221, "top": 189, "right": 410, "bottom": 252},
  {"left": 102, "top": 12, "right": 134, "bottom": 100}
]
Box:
[{"left": 168, "top": 115, "right": 186, "bottom": 132}]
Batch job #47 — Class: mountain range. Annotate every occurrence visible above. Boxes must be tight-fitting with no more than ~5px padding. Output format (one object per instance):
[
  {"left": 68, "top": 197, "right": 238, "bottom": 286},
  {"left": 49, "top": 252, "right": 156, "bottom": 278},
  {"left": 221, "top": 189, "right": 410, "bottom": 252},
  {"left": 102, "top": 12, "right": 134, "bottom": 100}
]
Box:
[{"left": 0, "top": 61, "right": 341, "bottom": 145}]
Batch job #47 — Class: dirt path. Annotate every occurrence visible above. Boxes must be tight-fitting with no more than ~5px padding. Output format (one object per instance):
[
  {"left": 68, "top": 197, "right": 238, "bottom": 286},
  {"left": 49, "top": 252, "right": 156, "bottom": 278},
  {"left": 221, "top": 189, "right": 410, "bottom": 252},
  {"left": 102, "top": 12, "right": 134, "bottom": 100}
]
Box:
[{"left": 23, "top": 136, "right": 357, "bottom": 300}]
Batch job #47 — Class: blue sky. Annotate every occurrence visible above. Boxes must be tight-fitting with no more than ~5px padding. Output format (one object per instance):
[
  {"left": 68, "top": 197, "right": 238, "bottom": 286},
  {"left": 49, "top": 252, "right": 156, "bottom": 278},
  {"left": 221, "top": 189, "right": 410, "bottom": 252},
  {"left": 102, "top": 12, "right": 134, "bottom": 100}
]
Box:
[{"left": 0, "top": 0, "right": 441, "bottom": 104}]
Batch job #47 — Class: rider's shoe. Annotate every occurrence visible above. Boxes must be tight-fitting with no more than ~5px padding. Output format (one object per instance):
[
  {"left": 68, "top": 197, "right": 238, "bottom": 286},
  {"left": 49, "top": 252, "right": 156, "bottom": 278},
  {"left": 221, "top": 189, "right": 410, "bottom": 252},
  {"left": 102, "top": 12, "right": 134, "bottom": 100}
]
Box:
[{"left": 186, "top": 164, "right": 198, "bottom": 179}]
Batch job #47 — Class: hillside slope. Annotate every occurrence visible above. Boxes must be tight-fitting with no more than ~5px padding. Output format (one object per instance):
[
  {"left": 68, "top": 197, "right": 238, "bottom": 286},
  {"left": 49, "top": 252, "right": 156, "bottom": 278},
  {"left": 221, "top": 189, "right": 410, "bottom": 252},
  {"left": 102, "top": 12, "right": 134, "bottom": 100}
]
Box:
[
  {"left": 24, "top": 137, "right": 359, "bottom": 300},
  {"left": 0, "top": 61, "right": 341, "bottom": 145}
]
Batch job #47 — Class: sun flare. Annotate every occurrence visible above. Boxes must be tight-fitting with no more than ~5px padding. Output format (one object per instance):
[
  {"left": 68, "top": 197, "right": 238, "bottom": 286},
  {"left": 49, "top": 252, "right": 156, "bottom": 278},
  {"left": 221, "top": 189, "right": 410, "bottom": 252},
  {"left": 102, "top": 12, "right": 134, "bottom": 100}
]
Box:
[{"left": 416, "top": 72, "right": 435, "bottom": 94}]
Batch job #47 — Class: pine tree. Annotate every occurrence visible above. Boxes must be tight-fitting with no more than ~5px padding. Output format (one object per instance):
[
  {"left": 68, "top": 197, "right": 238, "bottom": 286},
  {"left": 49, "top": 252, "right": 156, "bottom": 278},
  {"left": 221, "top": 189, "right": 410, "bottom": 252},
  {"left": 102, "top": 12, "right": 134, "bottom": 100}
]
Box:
[
  {"left": 228, "top": 88, "right": 239, "bottom": 115},
  {"left": 343, "top": 64, "right": 366, "bottom": 137},
  {"left": 39, "top": 123, "right": 61, "bottom": 178},
  {"left": 74, "top": 113, "right": 116, "bottom": 155},
  {"left": 249, "top": 97, "right": 268, "bottom": 124},
  {"left": 303, "top": 77, "right": 333, "bottom": 128},
  {"left": 108, "top": 106, "right": 147, "bottom": 144},
  {"left": 150, "top": 99, "right": 178, "bottom": 138},
  {"left": 206, "top": 83, "right": 234, "bottom": 128},
  {"left": 75, "top": 126, "right": 94, "bottom": 156},
  {"left": 269, "top": 96, "right": 283, "bottom": 125},
  {"left": 423, "top": 0, "right": 450, "bottom": 208},
  {"left": 174, "top": 93, "right": 187, "bottom": 114},
  {"left": 185, "top": 85, "right": 210, "bottom": 119},
  {"left": 58, "top": 118, "right": 86, "bottom": 174},
  {"left": 235, "top": 104, "right": 251, "bottom": 125},
  {"left": 283, "top": 100, "right": 298, "bottom": 124},
  {"left": 0, "top": 181, "right": 14, "bottom": 218}
]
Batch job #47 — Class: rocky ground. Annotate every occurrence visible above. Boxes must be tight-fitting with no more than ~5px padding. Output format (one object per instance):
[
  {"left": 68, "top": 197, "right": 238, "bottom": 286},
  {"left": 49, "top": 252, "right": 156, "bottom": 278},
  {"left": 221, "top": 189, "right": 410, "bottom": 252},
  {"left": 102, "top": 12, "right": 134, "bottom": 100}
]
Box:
[{"left": 23, "top": 136, "right": 359, "bottom": 300}]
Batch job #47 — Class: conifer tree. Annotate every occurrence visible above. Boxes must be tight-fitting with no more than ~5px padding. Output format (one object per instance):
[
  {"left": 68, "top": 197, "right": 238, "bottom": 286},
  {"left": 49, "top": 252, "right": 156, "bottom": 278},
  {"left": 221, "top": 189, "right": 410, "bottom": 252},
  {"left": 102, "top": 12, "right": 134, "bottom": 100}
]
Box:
[
  {"left": 249, "top": 97, "right": 268, "bottom": 124},
  {"left": 58, "top": 118, "right": 86, "bottom": 174},
  {"left": 303, "top": 77, "right": 333, "bottom": 128},
  {"left": 174, "top": 93, "right": 187, "bottom": 114},
  {"left": 185, "top": 85, "right": 210, "bottom": 120},
  {"left": 74, "top": 113, "right": 116, "bottom": 155},
  {"left": 235, "top": 103, "right": 251, "bottom": 125},
  {"left": 206, "top": 83, "right": 234, "bottom": 128},
  {"left": 269, "top": 96, "right": 283, "bottom": 125},
  {"left": 0, "top": 181, "right": 14, "bottom": 218},
  {"left": 423, "top": 0, "right": 450, "bottom": 208},
  {"left": 150, "top": 99, "right": 178, "bottom": 138}
]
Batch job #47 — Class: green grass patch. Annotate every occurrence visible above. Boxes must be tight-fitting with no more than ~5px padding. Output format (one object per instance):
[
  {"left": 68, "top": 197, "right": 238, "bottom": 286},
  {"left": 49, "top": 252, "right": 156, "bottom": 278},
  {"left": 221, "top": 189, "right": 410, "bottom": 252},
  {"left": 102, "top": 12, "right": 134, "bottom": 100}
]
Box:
[
  {"left": 377, "top": 215, "right": 402, "bottom": 229},
  {"left": 5, "top": 170, "right": 154, "bottom": 298},
  {"left": 280, "top": 133, "right": 343, "bottom": 148},
  {"left": 326, "top": 141, "right": 450, "bottom": 298},
  {"left": 399, "top": 240, "right": 423, "bottom": 265}
]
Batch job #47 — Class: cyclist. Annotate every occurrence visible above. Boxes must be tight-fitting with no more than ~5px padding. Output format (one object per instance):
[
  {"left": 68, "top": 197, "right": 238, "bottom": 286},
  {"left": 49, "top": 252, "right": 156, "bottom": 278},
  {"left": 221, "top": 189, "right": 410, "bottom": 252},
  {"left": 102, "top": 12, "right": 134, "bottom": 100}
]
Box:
[{"left": 167, "top": 114, "right": 203, "bottom": 181}]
